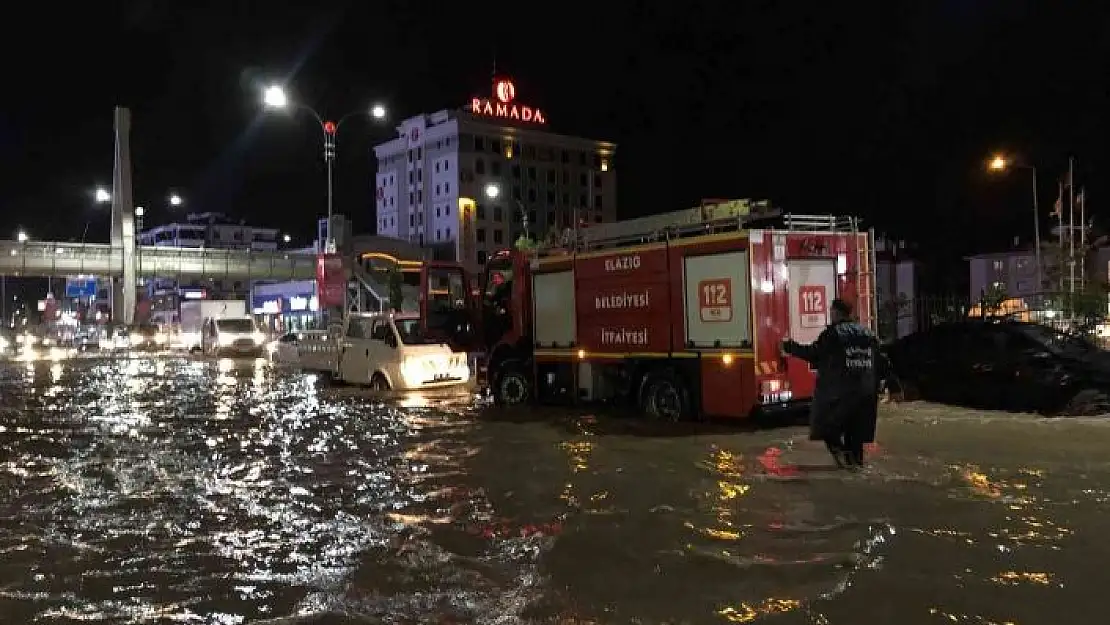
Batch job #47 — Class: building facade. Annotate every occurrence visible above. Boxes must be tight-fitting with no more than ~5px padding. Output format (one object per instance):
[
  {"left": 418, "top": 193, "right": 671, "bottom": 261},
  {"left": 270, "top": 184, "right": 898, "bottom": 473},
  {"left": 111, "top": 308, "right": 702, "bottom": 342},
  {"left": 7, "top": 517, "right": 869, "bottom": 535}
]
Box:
[
  {"left": 373, "top": 77, "right": 617, "bottom": 269},
  {"left": 967, "top": 249, "right": 1039, "bottom": 302},
  {"left": 874, "top": 237, "right": 922, "bottom": 340},
  {"left": 139, "top": 212, "right": 280, "bottom": 251}
]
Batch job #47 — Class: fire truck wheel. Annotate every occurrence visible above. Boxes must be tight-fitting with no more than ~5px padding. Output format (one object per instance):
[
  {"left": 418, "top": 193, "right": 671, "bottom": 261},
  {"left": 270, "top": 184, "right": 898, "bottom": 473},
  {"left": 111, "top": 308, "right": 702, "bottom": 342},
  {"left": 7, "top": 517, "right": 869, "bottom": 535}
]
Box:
[
  {"left": 641, "top": 371, "right": 691, "bottom": 422},
  {"left": 369, "top": 372, "right": 391, "bottom": 392},
  {"left": 493, "top": 361, "right": 531, "bottom": 406}
]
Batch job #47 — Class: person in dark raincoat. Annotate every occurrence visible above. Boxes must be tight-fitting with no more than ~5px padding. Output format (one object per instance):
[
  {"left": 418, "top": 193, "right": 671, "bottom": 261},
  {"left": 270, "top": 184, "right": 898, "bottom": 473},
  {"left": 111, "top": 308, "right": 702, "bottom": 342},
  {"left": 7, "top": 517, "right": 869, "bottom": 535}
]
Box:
[{"left": 781, "top": 298, "right": 887, "bottom": 468}]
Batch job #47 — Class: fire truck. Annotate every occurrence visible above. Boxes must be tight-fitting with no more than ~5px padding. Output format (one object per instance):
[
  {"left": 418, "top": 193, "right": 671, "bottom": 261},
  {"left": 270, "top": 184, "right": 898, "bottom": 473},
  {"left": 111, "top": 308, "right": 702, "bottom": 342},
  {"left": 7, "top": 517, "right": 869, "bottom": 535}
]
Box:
[{"left": 425, "top": 201, "right": 877, "bottom": 420}]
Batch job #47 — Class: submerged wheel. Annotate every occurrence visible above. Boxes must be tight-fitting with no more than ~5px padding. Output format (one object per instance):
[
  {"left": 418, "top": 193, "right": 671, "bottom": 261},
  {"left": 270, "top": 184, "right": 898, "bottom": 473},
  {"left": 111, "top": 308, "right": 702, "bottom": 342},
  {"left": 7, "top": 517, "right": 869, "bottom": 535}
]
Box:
[
  {"left": 369, "top": 372, "right": 391, "bottom": 392},
  {"left": 493, "top": 360, "right": 531, "bottom": 406},
  {"left": 640, "top": 371, "right": 692, "bottom": 422}
]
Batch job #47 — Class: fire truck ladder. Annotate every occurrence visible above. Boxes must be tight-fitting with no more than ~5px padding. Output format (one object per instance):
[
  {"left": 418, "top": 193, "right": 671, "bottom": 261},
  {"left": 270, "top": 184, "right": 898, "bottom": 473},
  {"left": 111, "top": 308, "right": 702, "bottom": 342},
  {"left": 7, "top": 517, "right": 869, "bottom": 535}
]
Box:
[
  {"left": 782, "top": 214, "right": 878, "bottom": 331},
  {"left": 571, "top": 199, "right": 782, "bottom": 252}
]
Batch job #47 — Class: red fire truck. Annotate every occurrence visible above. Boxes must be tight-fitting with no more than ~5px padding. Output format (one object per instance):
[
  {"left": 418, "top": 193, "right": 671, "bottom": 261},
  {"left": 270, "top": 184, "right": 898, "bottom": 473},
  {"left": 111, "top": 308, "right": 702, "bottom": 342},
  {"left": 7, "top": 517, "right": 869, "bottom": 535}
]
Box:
[{"left": 421, "top": 202, "right": 877, "bottom": 420}]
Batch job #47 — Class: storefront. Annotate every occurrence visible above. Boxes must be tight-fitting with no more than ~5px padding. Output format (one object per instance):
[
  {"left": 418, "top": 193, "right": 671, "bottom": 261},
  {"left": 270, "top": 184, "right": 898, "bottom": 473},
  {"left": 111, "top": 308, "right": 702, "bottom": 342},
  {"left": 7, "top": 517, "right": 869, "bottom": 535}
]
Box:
[{"left": 251, "top": 280, "right": 320, "bottom": 334}]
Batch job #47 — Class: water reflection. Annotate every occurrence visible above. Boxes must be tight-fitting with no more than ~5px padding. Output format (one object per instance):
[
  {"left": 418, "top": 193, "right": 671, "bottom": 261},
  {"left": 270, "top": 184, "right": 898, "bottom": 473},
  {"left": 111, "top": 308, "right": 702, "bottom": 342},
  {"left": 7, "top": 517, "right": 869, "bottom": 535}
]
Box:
[{"left": 0, "top": 359, "right": 1108, "bottom": 623}]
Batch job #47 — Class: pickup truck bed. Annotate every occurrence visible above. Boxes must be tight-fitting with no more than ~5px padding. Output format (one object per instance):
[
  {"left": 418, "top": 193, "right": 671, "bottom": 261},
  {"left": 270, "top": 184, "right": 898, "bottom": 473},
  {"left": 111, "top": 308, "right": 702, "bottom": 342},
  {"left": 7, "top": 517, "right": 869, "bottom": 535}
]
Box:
[{"left": 294, "top": 331, "right": 338, "bottom": 374}]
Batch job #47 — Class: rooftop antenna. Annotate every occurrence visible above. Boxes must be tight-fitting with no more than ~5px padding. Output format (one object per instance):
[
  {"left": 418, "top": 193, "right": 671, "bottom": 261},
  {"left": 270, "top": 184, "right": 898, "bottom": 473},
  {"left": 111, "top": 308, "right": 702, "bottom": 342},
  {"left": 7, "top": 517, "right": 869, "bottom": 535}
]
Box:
[{"left": 491, "top": 47, "right": 498, "bottom": 82}]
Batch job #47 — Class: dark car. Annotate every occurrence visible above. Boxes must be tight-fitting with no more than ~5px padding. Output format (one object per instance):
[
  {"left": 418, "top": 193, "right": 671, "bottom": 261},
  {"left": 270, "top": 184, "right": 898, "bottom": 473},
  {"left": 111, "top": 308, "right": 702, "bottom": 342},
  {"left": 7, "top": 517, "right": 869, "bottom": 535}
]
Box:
[{"left": 885, "top": 320, "right": 1110, "bottom": 415}]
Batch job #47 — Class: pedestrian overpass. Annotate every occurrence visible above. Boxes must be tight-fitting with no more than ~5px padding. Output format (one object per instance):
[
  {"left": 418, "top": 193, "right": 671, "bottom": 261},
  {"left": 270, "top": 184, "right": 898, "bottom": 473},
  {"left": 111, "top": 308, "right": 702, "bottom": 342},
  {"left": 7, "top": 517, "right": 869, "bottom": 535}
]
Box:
[{"left": 0, "top": 240, "right": 316, "bottom": 280}]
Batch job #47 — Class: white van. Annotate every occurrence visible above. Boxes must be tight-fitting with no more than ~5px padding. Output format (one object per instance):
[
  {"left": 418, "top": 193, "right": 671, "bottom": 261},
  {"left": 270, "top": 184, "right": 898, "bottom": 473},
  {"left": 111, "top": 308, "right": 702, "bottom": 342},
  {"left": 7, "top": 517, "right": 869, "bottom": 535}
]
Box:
[
  {"left": 200, "top": 316, "right": 267, "bottom": 357},
  {"left": 300, "top": 312, "right": 469, "bottom": 391}
]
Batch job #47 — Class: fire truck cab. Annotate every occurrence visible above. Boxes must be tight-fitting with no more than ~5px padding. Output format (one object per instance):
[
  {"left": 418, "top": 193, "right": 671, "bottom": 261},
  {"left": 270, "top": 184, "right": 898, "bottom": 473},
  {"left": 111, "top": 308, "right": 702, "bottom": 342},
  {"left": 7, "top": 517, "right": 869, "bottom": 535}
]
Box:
[{"left": 466, "top": 202, "right": 877, "bottom": 421}]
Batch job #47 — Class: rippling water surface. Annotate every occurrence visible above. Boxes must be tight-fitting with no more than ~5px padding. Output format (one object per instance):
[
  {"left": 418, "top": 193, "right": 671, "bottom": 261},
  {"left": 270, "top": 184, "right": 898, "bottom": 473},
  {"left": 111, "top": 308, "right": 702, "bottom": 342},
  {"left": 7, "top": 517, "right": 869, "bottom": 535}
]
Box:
[{"left": 1, "top": 355, "right": 1108, "bottom": 624}]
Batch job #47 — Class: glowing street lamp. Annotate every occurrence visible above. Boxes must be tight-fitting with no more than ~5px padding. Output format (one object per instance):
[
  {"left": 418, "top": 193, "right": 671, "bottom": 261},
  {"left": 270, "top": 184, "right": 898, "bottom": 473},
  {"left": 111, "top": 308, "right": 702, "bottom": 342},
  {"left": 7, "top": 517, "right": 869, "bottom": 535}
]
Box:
[
  {"left": 483, "top": 183, "right": 531, "bottom": 240},
  {"left": 283, "top": 234, "right": 292, "bottom": 244},
  {"left": 168, "top": 193, "right": 183, "bottom": 207},
  {"left": 986, "top": 152, "right": 1041, "bottom": 289},
  {"left": 261, "top": 83, "right": 389, "bottom": 253},
  {"left": 263, "top": 85, "right": 288, "bottom": 109},
  {"left": 16, "top": 231, "right": 28, "bottom": 243},
  {"left": 95, "top": 187, "right": 111, "bottom": 203}
]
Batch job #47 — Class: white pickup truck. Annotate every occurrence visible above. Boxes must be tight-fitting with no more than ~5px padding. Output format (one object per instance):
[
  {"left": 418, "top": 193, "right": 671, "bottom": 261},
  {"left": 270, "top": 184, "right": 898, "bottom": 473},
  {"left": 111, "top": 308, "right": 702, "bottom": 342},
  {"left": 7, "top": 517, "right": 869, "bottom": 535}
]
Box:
[{"left": 298, "top": 312, "right": 470, "bottom": 391}]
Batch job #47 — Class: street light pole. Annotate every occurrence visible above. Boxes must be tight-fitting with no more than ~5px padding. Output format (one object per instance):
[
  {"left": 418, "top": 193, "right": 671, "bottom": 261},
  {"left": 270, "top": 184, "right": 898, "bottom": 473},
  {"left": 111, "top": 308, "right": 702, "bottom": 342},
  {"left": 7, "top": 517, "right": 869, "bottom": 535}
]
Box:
[
  {"left": 988, "top": 155, "right": 1043, "bottom": 292},
  {"left": 263, "top": 86, "right": 387, "bottom": 254},
  {"left": 324, "top": 122, "right": 337, "bottom": 253}
]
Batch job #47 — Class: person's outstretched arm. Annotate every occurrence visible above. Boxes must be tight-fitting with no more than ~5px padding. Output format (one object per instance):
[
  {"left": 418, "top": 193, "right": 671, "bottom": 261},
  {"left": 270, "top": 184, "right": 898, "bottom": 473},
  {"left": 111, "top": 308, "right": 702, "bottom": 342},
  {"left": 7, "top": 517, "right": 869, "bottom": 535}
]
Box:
[{"left": 782, "top": 328, "right": 832, "bottom": 365}]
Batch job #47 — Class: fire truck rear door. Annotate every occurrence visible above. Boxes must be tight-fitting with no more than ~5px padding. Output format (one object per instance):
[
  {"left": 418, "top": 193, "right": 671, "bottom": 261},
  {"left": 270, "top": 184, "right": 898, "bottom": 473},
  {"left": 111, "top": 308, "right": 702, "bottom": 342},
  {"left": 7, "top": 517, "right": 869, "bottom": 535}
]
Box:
[{"left": 786, "top": 259, "right": 837, "bottom": 346}]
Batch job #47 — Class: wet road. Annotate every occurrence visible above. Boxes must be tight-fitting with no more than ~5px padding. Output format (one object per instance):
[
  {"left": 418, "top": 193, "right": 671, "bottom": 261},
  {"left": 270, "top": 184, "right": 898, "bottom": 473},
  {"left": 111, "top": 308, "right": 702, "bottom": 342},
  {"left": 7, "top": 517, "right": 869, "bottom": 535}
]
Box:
[{"left": 1, "top": 355, "right": 1108, "bottom": 624}]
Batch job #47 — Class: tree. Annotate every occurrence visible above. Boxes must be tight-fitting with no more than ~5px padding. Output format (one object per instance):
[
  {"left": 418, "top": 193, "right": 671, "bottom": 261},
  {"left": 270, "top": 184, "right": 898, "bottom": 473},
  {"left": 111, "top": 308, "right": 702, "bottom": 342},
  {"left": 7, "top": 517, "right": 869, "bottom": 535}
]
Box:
[
  {"left": 514, "top": 233, "right": 537, "bottom": 252},
  {"left": 980, "top": 284, "right": 1007, "bottom": 316}
]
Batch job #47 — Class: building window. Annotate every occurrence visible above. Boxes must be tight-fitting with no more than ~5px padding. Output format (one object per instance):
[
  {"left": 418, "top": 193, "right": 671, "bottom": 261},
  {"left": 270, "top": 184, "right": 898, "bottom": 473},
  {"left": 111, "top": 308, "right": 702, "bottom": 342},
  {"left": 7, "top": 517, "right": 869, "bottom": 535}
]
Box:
[
  {"left": 494, "top": 207, "right": 503, "bottom": 222},
  {"left": 476, "top": 159, "right": 485, "bottom": 174},
  {"left": 444, "top": 204, "right": 450, "bottom": 216},
  {"left": 478, "top": 250, "right": 487, "bottom": 264},
  {"left": 493, "top": 230, "right": 503, "bottom": 244},
  {"left": 477, "top": 228, "right": 486, "bottom": 242},
  {"left": 445, "top": 227, "right": 451, "bottom": 238},
  {"left": 595, "top": 195, "right": 602, "bottom": 209},
  {"left": 477, "top": 205, "right": 486, "bottom": 220},
  {"left": 992, "top": 260, "right": 1004, "bottom": 271},
  {"left": 491, "top": 161, "right": 502, "bottom": 175}
]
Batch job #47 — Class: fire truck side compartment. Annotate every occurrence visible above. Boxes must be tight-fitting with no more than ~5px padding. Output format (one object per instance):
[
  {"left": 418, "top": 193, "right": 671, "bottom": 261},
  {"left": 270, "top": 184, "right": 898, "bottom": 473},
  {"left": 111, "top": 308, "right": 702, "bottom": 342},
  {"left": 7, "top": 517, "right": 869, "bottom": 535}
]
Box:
[
  {"left": 681, "top": 250, "right": 752, "bottom": 348},
  {"left": 533, "top": 270, "right": 576, "bottom": 347}
]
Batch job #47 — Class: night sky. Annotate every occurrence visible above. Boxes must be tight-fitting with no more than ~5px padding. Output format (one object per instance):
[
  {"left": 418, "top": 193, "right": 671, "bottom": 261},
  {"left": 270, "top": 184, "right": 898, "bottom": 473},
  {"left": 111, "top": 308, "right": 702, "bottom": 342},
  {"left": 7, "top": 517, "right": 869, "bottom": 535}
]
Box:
[{"left": 1, "top": 1, "right": 1106, "bottom": 293}]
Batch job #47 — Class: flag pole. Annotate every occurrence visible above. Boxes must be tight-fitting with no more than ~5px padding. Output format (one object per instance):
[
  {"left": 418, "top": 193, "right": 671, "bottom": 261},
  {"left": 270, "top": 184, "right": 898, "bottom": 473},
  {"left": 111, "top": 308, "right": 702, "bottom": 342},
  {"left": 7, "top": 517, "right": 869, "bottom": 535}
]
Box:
[
  {"left": 1079, "top": 186, "right": 1086, "bottom": 291},
  {"left": 1031, "top": 165, "right": 1042, "bottom": 293},
  {"left": 1068, "top": 157, "right": 1076, "bottom": 294}
]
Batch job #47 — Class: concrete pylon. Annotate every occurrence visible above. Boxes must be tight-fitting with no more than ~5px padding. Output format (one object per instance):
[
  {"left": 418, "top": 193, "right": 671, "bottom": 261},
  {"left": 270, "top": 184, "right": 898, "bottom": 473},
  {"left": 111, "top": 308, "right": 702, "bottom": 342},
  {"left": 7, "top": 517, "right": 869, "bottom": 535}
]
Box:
[{"left": 109, "top": 106, "right": 137, "bottom": 325}]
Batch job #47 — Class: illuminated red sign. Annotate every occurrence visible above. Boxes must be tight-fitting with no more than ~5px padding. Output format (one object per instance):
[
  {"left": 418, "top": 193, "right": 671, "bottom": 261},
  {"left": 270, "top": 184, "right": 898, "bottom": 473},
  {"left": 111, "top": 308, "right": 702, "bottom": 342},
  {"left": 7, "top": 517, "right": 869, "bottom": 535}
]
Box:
[{"left": 470, "top": 78, "right": 546, "bottom": 124}]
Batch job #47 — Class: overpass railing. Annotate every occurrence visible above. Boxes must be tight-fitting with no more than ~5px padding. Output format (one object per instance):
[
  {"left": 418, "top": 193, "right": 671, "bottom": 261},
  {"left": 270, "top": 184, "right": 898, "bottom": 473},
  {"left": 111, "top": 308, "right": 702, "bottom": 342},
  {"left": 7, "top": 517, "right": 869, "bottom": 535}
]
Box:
[{"left": 0, "top": 240, "right": 317, "bottom": 280}]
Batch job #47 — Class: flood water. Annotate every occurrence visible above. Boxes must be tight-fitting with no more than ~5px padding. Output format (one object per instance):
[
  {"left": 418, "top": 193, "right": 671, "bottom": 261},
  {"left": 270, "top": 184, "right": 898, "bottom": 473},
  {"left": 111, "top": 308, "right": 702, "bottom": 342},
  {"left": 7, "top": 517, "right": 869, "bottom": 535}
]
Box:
[{"left": 1, "top": 355, "right": 1108, "bottom": 624}]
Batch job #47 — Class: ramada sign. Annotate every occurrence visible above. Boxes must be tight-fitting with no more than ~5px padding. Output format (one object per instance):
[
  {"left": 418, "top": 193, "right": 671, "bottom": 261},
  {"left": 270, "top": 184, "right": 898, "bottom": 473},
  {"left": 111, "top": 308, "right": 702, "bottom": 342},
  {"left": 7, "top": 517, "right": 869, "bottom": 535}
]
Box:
[{"left": 470, "top": 78, "right": 547, "bottom": 124}]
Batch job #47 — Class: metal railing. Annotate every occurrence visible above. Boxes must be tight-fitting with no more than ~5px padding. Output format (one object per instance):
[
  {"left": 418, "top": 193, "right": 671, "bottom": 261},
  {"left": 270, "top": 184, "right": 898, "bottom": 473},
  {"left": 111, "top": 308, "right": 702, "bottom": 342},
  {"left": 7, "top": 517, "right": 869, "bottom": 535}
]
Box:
[{"left": 0, "top": 240, "right": 316, "bottom": 280}]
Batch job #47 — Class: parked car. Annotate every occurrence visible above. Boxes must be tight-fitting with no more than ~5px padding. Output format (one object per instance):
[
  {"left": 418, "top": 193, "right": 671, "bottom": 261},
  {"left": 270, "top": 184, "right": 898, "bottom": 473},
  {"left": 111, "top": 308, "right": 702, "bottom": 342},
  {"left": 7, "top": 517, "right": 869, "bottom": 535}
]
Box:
[{"left": 885, "top": 319, "right": 1110, "bottom": 415}]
